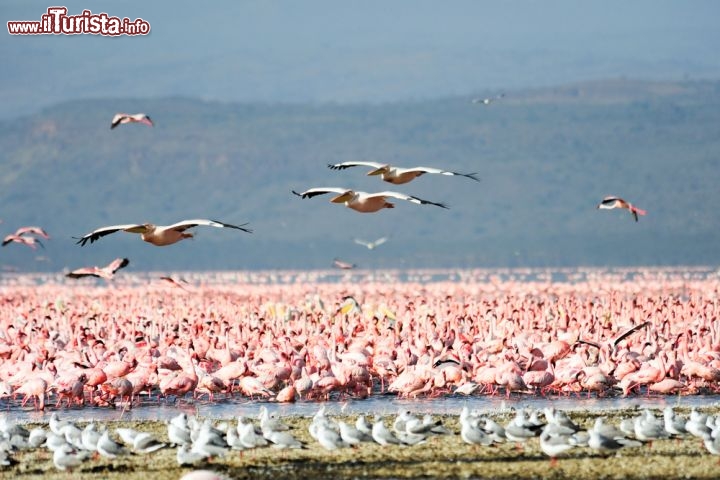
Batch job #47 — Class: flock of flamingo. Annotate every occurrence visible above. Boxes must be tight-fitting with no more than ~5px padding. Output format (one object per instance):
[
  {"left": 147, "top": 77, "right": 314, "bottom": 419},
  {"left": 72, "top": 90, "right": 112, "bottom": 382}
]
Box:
[{"left": 0, "top": 266, "right": 717, "bottom": 411}]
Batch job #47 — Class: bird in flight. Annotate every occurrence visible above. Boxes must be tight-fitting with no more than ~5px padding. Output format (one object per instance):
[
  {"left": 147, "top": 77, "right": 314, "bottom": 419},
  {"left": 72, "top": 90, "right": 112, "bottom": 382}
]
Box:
[
  {"left": 10, "top": 226, "right": 50, "bottom": 239},
  {"left": 292, "top": 188, "right": 448, "bottom": 213},
  {"left": 111, "top": 113, "right": 154, "bottom": 129},
  {"left": 160, "top": 276, "right": 191, "bottom": 291},
  {"left": 354, "top": 237, "right": 388, "bottom": 250},
  {"left": 2, "top": 234, "right": 44, "bottom": 250},
  {"left": 2, "top": 225, "right": 50, "bottom": 249},
  {"left": 75, "top": 219, "right": 252, "bottom": 247},
  {"left": 327, "top": 162, "right": 479, "bottom": 185},
  {"left": 66, "top": 258, "right": 130, "bottom": 280},
  {"left": 596, "top": 196, "right": 647, "bottom": 222},
  {"left": 333, "top": 258, "right": 356, "bottom": 270},
  {"left": 471, "top": 93, "right": 505, "bottom": 105}
]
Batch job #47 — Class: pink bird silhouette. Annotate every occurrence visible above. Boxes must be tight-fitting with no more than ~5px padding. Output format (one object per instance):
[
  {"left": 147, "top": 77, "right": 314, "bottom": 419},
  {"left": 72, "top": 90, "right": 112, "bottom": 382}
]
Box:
[
  {"left": 111, "top": 112, "right": 154, "bottom": 129},
  {"left": 597, "top": 196, "right": 647, "bottom": 222},
  {"left": 66, "top": 258, "right": 130, "bottom": 280}
]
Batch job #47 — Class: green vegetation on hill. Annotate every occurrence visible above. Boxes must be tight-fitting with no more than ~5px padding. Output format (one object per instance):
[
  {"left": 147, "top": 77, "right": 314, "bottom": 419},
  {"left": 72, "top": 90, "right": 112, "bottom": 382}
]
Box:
[{"left": 1, "top": 79, "right": 719, "bottom": 271}]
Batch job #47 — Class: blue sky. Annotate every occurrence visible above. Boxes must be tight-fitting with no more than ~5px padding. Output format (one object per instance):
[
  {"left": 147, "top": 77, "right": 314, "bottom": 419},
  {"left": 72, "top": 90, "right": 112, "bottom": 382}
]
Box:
[{"left": 3, "top": 1, "right": 720, "bottom": 118}]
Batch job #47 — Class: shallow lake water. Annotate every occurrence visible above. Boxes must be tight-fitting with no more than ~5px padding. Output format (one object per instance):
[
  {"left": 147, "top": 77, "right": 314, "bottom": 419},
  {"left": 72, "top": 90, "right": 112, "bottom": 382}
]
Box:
[{"left": 3, "top": 393, "right": 720, "bottom": 425}]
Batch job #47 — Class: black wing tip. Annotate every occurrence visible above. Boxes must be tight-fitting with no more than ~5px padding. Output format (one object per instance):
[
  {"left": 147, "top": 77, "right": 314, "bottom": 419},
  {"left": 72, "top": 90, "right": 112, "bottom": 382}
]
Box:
[
  {"left": 291, "top": 190, "right": 306, "bottom": 198},
  {"left": 465, "top": 172, "right": 481, "bottom": 182},
  {"left": 210, "top": 220, "right": 253, "bottom": 234}
]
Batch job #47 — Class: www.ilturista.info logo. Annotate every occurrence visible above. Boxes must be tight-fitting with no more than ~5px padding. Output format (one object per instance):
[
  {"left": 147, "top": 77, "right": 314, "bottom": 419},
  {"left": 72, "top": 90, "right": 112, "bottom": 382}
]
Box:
[{"left": 7, "top": 7, "right": 150, "bottom": 36}]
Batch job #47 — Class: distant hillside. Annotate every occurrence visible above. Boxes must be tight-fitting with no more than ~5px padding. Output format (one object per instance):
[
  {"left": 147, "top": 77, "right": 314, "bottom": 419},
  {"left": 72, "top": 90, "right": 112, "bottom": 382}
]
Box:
[{"left": 1, "top": 79, "right": 719, "bottom": 272}]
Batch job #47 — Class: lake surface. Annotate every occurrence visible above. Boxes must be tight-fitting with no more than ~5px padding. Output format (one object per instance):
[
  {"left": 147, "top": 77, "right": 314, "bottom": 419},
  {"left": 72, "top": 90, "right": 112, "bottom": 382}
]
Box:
[{"left": 4, "top": 393, "right": 720, "bottom": 425}]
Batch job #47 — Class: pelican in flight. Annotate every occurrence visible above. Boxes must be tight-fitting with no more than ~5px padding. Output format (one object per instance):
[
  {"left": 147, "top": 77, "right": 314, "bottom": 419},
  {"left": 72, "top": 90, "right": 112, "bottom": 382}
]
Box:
[
  {"left": 354, "top": 237, "right": 388, "bottom": 250},
  {"left": 66, "top": 258, "right": 129, "bottom": 280},
  {"left": 292, "top": 188, "right": 448, "bottom": 213},
  {"left": 75, "top": 219, "right": 252, "bottom": 246},
  {"left": 596, "top": 196, "right": 647, "bottom": 222},
  {"left": 327, "top": 162, "right": 479, "bottom": 185},
  {"left": 111, "top": 113, "right": 154, "bottom": 129}
]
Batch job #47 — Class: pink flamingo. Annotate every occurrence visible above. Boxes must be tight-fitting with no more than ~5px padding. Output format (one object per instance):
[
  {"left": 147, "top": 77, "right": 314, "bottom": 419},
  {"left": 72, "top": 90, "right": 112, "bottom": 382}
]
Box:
[
  {"left": 2, "top": 234, "right": 43, "bottom": 249},
  {"left": 15, "top": 377, "right": 47, "bottom": 410},
  {"left": 66, "top": 258, "right": 130, "bottom": 280},
  {"left": 333, "top": 258, "right": 356, "bottom": 270},
  {"left": 597, "top": 196, "right": 647, "bottom": 222},
  {"left": 111, "top": 112, "right": 154, "bottom": 129}
]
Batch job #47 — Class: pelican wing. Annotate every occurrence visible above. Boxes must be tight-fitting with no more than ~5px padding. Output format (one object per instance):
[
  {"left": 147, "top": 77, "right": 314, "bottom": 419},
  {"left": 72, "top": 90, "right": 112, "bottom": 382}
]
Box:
[
  {"left": 75, "top": 224, "right": 147, "bottom": 246},
  {"left": 292, "top": 187, "right": 351, "bottom": 199},
  {"left": 327, "top": 161, "right": 387, "bottom": 171},
  {"left": 403, "top": 166, "right": 480, "bottom": 182},
  {"left": 370, "top": 191, "right": 449, "bottom": 209},
  {"left": 165, "top": 219, "right": 252, "bottom": 234},
  {"left": 354, "top": 239, "right": 371, "bottom": 248}
]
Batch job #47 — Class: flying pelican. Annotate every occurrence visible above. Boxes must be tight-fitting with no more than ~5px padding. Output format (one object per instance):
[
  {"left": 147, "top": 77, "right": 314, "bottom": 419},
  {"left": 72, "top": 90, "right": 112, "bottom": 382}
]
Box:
[
  {"left": 111, "top": 113, "right": 154, "bottom": 129},
  {"left": 292, "top": 188, "right": 448, "bottom": 213},
  {"left": 327, "top": 162, "right": 479, "bottom": 185},
  {"left": 471, "top": 93, "right": 505, "bottom": 105},
  {"left": 75, "top": 219, "right": 252, "bottom": 247},
  {"left": 354, "top": 237, "right": 388, "bottom": 250},
  {"left": 66, "top": 258, "right": 130, "bottom": 280},
  {"left": 596, "top": 196, "right": 647, "bottom": 222},
  {"left": 333, "top": 258, "right": 356, "bottom": 270}
]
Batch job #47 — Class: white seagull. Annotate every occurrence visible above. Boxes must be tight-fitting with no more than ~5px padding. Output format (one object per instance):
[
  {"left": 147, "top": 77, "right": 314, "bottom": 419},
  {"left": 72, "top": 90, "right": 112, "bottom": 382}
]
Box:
[
  {"left": 75, "top": 219, "right": 252, "bottom": 247},
  {"left": 471, "top": 93, "right": 505, "bottom": 105},
  {"left": 292, "top": 188, "right": 448, "bottom": 213},
  {"left": 354, "top": 237, "right": 388, "bottom": 250},
  {"left": 328, "top": 161, "right": 479, "bottom": 185},
  {"left": 111, "top": 112, "right": 153, "bottom": 129}
]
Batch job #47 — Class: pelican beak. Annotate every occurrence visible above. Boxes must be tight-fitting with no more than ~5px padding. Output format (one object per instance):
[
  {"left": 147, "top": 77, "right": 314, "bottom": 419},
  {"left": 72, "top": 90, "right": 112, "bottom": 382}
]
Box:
[
  {"left": 331, "top": 192, "right": 353, "bottom": 203},
  {"left": 367, "top": 167, "right": 388, "bottom": 176}
]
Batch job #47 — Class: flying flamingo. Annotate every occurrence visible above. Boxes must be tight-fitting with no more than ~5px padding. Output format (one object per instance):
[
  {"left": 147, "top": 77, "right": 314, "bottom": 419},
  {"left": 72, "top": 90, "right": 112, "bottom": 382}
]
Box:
[
  {"left": 292, "top": 188, "right": 448, "bottom": 212},
  {"left": 9, "top": 226, "right": 50, "bottom": 239},
  {"left": 111, "top": 113, "right": 153, "bottom": 129},
  {"left": 327, "top": 162, "right": 479, "bottom": 185},
  {"left": 333, "top": 258, "right": 356, "bottom": 270},
  {"left": 75, "top": 218, "right": 252, "bottom": 246},
  {"left": 596, "top": 196, "right": 647, "bottom": 222},
  {"left": 1, "top": 234, "right": 44, "bottom": 249},
  {"left": 66, "top": 258, "right": 130, "bottom": 280}
]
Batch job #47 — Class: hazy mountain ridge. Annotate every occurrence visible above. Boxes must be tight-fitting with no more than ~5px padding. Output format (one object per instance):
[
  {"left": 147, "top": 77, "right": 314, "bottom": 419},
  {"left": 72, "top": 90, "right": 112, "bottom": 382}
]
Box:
[{"left": 1, "top": 79, "right": 719, "bottom": 271}]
